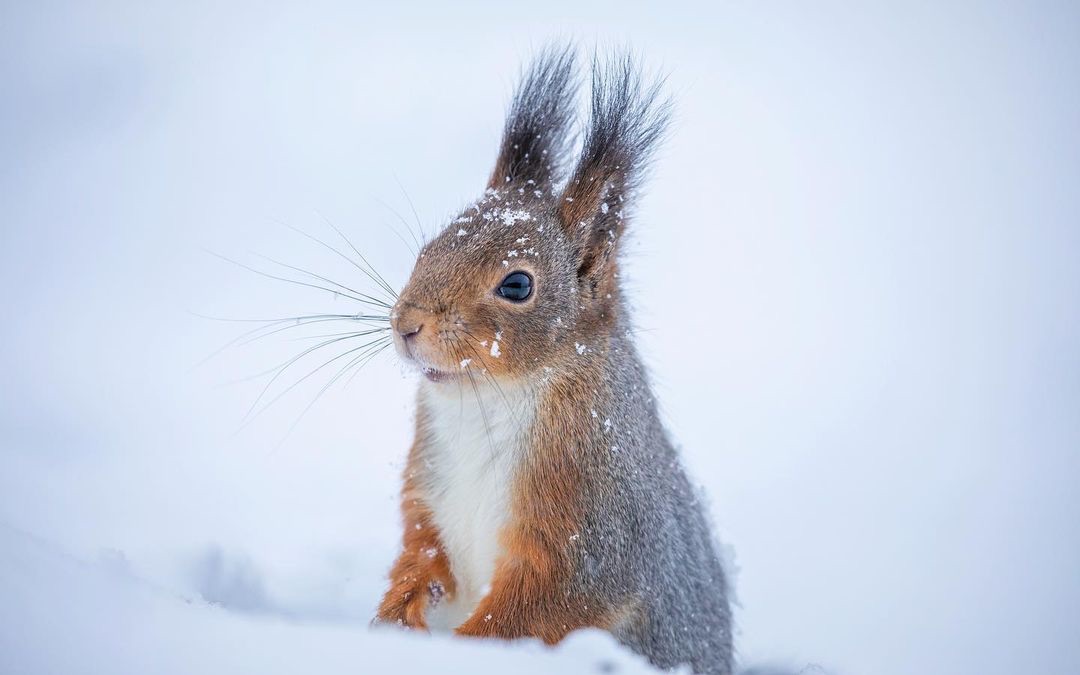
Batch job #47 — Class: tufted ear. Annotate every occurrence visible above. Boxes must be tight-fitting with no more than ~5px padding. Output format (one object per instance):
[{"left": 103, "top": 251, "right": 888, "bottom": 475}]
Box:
[
  {"left": 487, "top": 45, "right": 579, "bottom": 190},
  {"left": 558, "top": 54, "right": 671, "bottom": 298}
]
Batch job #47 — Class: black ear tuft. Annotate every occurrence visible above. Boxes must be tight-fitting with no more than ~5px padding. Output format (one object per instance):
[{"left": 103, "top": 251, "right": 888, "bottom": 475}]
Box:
[
  {"left": 559, "top": 52, "right": 672, "bottom": 285},
  {"left": 488, "top": 44, "right": 579, "bottom": 189}
]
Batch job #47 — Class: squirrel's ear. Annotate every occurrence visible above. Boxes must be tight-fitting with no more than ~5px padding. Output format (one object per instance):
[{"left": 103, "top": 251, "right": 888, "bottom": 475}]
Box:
[
  {"left": 487, "top": 45, "right": 578, "bottom": 190},
  {"left": 558, "top": 54, "right": 671, "bottom": 292}
]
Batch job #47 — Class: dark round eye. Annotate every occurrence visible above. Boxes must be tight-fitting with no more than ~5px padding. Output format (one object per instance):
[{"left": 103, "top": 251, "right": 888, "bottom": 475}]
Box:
[{"left": 496, "top": 271, "right": 533, "bottom": 302}]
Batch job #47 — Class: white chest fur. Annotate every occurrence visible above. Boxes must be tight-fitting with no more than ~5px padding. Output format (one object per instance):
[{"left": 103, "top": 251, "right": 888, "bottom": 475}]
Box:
[{"left": 417, "top": 378, "right": 534, "bottom": 631}]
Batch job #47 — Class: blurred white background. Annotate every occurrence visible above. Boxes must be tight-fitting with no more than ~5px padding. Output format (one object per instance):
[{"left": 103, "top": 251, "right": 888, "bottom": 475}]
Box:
[{"left": 1, "top": 2, "right": 1078, "bottom": 674}]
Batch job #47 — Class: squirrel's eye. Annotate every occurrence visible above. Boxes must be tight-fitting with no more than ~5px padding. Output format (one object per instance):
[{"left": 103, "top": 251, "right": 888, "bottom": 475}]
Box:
[{"left": 497, "top": 271, "right": 533, "bottom": 302}]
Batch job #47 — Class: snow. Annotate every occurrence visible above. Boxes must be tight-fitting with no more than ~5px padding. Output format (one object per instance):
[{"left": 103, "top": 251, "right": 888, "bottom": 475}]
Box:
[
  {"left": 499, "top": 210, "right": 531, "bottom": 226},
  {"left": 0, "top": 524, "right": 662, "bottom": 675},
  {"left": 2, "top": 4, "right": 1079, "bottom": 675}
]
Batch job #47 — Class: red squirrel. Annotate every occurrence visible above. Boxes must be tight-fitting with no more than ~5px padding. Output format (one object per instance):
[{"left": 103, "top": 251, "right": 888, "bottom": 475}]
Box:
[{"left": 375, "top": 47, "right": 733, "bottom": 674}]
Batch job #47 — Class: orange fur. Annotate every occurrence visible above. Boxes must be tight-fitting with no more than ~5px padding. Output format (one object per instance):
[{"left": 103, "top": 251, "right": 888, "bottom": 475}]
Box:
[{"left": 376, "top": 441, "right": 456, "bottom": 630}]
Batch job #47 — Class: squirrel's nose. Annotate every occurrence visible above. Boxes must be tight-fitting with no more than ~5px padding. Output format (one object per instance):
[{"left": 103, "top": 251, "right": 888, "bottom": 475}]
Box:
[
  {"left": 397, "top": 322, "right": 423, "bottom": 341},
  {"left": 391, "top": 303, "right": 424, "bottom": 342}
]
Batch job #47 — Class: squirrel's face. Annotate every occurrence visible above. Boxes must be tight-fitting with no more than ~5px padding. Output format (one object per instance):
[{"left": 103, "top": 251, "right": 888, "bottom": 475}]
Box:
[
  {"left": 391, "top": 189, "right": 580, "bottom": 384},
  {"left": 389, "top": 49, "right": 666, "bottom": 384}
]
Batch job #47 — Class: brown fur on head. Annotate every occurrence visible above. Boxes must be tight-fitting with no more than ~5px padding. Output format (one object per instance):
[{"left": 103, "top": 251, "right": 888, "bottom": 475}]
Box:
[{"left": 390, "top": 48, "right": 670, "bottom": 385}]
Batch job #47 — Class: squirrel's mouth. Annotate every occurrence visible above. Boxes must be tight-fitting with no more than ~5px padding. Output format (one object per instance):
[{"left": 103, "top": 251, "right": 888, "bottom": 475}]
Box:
[
  {"left": 394, "top": 336, "right": 459, "bottom": 384},
  {"left": 421, "top": 366, "right": 456, "bottom": 383}
]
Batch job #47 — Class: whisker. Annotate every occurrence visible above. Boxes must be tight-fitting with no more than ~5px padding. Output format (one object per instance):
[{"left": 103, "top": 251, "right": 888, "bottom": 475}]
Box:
[
  {"left": 241, "top": 336, "right": 392, "bottom": 428},
  {"left": 190, "top": 312, "right": 370, "bottom": 324},
  {"left": 230, "top": 332, "right": 381, "bottom": 386},
  {"left": 232, "top": 316, "right": 387, "bottom": 348},
  {"left": 273, "top": 214, "right": 398, "bottom": 303},
  {"left": 457, "top": 329, "right": 525, "bottom": 426},
  {"left": 286, "top": 327, "right": 391, "bottom": 342},
  {"left": 204, "top": 249, "right": 390, "bottom": 310},
  {"left": 315, "top": 212, "right": 402, "bottom": 299},
  {"left": 225, "top": 328, "right": 390, "bottom": 385},
  {"left": 379, "top": 215, "right": 419, "bottom": 257},
  {"left": 234, "top": 317, "right": 388, "bottom": 348},
  {"left": 192, "top": 314, "right": 379, "bottom": 369},
  {"left": 276, "top": 337, "right": 393, "bottom": 444},
  {"left": 193, "top": 317, "right": 304, "bottom": 370},
  {"left": 294, "top": 218, "right": 399, "bottom": 303},
  {"left": 255, "top": 253, "right": 393, "bottom": 310},
  {"left": 241, "top": 333, "right": 384, "bottom": 420},
  {"left": 374, "top": 196, "right": 424, "bottom": 256},
  {"left": 342, "top": 340, "right": 393, "bottom": 389},
  {"left": 453, "top": 340, "right": 499, "bottom": 471},
  {"left": 393, "top": 175, "right": 429, "bottom": 246}
]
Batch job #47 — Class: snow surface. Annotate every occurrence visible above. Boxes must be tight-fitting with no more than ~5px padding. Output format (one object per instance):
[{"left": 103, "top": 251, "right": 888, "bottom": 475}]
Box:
[
  {"left": 2, "top": 2, "right": 1079, "bottom": 675},
  {"left": 0, "top": 523, "right": 663, "bottom": 675}
]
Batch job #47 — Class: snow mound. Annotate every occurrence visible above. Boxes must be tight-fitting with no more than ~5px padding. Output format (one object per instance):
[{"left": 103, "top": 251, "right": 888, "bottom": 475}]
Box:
[{"left": 0, "top": 524, "right": 667, "bottom": 675}]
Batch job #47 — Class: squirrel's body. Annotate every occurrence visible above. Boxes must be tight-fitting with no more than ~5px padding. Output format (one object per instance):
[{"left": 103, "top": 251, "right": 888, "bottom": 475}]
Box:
[{"left": 377, "top": 47, "right": 734, "bottom": 674}]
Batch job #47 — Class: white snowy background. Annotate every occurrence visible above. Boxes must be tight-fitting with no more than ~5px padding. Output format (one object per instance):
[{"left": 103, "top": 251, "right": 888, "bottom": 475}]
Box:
[{"left": 1, "top": 2, "right": 1078, "bottom": 674}]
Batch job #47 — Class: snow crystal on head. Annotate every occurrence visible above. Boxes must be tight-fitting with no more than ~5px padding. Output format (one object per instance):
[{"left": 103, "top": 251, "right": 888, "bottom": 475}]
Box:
[
  {"left": 427, "top": 186, "right": 558, "bottom": 268},
  {"left": 499, "top": 209, "right": 531, "bottom": 226}
]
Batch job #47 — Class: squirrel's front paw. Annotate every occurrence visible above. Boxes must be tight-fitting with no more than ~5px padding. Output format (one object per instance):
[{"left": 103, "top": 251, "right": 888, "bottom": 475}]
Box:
[{"left": 376, "top": 578, "right": 448, "bottom": 630}]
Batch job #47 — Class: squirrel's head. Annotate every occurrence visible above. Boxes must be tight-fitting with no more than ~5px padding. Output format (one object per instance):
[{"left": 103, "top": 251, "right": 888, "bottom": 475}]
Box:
[{"left": 391, "top": 47, "right": 670, "bottom": 384}]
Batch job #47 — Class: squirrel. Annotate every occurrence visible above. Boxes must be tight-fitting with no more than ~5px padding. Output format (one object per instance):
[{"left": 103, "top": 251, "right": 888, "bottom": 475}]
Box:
[{"left": 375, "top": 46, "right": 734, "bottom": 675}]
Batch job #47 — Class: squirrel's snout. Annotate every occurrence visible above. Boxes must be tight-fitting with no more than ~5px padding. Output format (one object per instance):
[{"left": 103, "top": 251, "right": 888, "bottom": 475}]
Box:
[
  {"left": 398, "top": 323, "right": 422, "bottom": 341},
  {"left": 390, "top": 306, "right": 425, "bottom": 358},
  {"left": 391, "top": 310, "right": 423, "bottom": 340}
]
